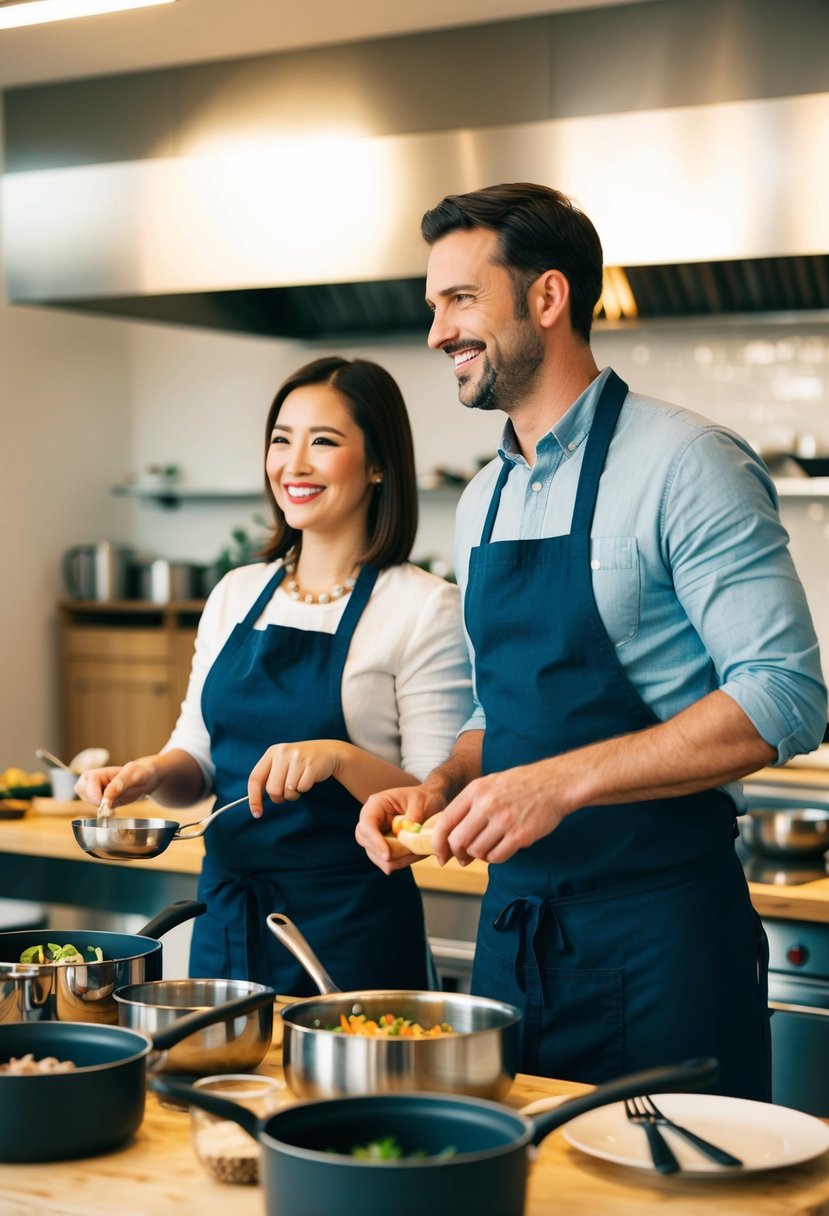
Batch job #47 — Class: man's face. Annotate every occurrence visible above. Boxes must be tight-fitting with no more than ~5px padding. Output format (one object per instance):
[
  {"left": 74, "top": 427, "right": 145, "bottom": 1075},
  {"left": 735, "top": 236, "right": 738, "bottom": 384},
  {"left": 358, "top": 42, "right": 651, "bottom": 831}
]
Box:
[{"left": 424, "top": 227, "right": 543, "bottom": 413}]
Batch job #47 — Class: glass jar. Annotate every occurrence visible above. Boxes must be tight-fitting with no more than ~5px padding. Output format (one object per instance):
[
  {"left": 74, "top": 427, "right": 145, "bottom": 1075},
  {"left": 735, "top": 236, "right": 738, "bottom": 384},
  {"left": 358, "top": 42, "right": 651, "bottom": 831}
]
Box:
[{"left": 189, "top": 1073, "right": 285, "bottom": 1185}]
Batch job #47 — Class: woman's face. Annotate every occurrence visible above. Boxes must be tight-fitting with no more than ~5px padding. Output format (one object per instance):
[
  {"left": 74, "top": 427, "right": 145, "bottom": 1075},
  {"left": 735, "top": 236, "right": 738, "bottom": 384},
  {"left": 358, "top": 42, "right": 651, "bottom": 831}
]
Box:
[{"left": 267, "top": 382, "right": 378, "bottom": 542}]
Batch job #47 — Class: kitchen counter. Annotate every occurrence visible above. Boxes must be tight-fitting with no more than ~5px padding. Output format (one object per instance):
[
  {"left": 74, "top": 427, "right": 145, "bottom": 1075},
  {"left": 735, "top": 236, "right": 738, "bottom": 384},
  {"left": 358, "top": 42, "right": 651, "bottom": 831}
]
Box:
[
  {"left": 2, "top": 1015, "right": 828, "bottom": 1215},
  {"left": 4, "top": 794, "right": 829, "bottom": 923}
]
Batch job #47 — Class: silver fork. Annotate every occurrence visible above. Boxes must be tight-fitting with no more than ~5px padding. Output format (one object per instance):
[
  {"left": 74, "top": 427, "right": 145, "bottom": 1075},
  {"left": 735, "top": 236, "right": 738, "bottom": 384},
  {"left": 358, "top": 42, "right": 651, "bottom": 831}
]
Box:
[
  {"left": 635, "top": 1095, "right": 743, "bottom": 1167},
  {"left": 624, "top": 1097, "right": 680, "bottom": 1173}
]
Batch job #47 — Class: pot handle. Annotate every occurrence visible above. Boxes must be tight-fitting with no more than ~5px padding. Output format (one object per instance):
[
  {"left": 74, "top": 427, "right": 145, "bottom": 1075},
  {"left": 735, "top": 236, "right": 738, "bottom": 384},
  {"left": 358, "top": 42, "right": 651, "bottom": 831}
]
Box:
[
  {"left": 266, "top": 912, "right": 341, "bottom": 995},
  {"left": 529, "top": 1057, "right": 720, "bottom": 1147},
  {"left": 150, "top": 1077, "right": 262, "bottom": 1139},
  {"left": 137, "top": 899, "right": 208, "bottom": 940},
  {"left": 148, "top": 986, "right": 276, "bottom": 1057}
]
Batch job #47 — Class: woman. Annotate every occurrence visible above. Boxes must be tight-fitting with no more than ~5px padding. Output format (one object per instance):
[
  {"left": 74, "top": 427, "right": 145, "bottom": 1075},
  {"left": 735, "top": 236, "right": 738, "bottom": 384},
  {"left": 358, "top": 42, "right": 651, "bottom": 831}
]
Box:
[{"left": 76, "top": 357, "right": 472, "bottom": 995}]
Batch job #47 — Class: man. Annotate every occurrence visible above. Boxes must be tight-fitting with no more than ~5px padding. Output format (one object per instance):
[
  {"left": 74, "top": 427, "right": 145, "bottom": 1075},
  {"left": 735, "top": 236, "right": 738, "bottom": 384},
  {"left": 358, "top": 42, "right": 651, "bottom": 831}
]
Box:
[{"left": 356, "top": 183, "right": 826, "bottom": 1100}]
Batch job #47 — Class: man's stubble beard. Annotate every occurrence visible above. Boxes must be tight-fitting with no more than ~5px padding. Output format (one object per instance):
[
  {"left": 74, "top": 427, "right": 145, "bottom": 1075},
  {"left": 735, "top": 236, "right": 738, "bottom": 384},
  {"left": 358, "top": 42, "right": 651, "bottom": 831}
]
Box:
[{"left": 460, "top": 328, "right": 545, "bottom": 414}]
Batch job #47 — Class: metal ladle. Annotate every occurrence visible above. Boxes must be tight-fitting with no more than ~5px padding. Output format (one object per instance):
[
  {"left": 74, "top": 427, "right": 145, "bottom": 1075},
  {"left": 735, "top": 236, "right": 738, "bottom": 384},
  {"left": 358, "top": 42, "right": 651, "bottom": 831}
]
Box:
[{"left": 71, "top": 795, "right": 250, "bottom": 861}]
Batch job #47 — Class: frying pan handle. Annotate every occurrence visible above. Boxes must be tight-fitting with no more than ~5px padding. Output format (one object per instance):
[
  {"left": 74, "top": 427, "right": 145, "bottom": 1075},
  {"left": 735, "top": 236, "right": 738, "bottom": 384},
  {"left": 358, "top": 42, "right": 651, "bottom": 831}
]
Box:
[
  {"left": 150, "top": 1077, "right": 262, "bottom": 1139},
  {"left": 529, "top": 1057, "right": 720, "bottom": 1146},
  {"left": 137, "top": 899, "right": 207, "bottom": 940},
  {"left": 149, "top": 987, "right": 276, "bottom": 1055},
  {"left": 266, "top": 913, "right": 341, "bottom": 995},
  {"left": 175, "top": 795, "right": 250, "bottom": 840}
]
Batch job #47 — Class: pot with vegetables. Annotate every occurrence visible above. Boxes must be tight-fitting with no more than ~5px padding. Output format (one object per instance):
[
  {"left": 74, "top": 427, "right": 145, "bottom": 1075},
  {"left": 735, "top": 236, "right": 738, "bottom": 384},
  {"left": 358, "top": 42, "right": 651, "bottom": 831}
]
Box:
[
  {"left": 153, "top": 1057, "right": 720, "bottom": 1216},
  {"left": 0, "top": 899, "right": 205, "bottom": 1025},
  {"left": 267, "top": 913, "right": 521, "bottom": 1100}
]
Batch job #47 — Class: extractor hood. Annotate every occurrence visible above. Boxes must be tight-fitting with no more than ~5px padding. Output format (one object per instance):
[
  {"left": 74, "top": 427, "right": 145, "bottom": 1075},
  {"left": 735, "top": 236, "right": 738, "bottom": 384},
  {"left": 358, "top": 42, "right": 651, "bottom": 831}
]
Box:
[{"left": 4, "top": 91, "right": 829, "bottom": 337}]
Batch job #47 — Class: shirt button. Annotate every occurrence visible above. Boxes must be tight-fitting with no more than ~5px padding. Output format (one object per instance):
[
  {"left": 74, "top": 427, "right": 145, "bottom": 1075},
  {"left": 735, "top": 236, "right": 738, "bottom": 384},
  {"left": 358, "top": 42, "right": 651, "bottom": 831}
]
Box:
[
  {"left": 531, "top": 481, "right": 542, "bottom": 492},
  {"left": 590, "top": 559, "right": 601, "bottom": 570},
  {"left": 567, "top": 442, "right": 576, "bottom": 451}
]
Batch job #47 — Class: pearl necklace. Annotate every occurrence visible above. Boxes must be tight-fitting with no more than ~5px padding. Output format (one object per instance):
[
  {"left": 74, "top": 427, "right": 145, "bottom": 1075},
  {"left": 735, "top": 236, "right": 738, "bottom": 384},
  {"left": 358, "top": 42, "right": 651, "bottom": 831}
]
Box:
[{"left": 283, "top": 548, "right": 359, "bottom": 605}]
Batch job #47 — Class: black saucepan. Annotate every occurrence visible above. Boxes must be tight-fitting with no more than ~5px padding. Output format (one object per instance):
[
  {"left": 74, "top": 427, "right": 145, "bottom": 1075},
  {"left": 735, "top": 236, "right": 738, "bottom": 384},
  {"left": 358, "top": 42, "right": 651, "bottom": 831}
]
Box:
[
  {"left": 154, "top": 1057, "right": 719, "bottom": 1216},
  {"left": 0, "top": 986, "right": 275, "bottom": 1163},
  {"left": 0, "top": 899, "right": 206, "bottom": 1024},
  {"left": 267, "top": 912, "right": 521, "bottom": 1099}
]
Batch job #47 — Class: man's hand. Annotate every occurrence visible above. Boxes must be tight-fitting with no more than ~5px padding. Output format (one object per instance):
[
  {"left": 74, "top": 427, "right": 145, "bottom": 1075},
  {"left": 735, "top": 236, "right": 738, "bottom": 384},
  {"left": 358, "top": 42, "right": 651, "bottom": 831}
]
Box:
[
  {"left": 435, "top": 762, "right": 568, "bottom": 865},
  {"left": 356, "top": 785, "right": 447, "bottom": 874}
]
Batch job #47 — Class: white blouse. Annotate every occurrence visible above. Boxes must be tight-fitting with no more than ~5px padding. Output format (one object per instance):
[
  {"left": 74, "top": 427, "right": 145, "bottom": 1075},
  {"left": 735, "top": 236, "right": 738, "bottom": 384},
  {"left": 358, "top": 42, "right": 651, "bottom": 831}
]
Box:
[{"left": 163, "top": 560, "right": 473, "bottom": 792}]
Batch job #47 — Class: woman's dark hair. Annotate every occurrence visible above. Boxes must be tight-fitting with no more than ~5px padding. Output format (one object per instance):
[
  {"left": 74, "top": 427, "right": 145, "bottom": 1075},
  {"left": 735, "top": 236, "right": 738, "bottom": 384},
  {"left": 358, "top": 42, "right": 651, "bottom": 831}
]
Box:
[
  {"left": 260, "top": 356, "right": 418, "bottom": 569},
  {"left": 421, "top": 182, "right": 603, "bottom": 343}
]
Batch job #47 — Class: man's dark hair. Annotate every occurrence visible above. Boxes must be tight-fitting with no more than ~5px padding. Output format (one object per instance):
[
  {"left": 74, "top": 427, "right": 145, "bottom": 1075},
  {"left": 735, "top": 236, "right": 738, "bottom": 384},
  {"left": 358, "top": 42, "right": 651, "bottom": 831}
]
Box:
[{"left": 421, "top": 182, "right": 603, "bottom": 343}]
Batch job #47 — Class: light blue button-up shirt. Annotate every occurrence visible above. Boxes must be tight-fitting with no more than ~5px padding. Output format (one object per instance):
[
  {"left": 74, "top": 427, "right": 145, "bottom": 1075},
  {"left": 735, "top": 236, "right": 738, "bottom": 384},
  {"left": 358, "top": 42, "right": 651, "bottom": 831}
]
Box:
[{"left": 453, "top": 368, "right": 827, "bottom": 804}]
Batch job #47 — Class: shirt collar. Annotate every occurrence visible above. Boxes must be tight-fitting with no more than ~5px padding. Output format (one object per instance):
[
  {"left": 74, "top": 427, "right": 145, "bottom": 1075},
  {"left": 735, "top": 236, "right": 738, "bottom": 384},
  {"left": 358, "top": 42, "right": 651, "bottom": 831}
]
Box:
[{"left": 497, "top": 367, "right": 613, "bottom": 467}]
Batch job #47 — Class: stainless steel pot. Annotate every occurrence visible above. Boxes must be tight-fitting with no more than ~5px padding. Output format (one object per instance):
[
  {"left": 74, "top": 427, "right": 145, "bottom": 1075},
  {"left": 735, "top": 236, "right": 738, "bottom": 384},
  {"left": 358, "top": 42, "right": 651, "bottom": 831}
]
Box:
[
  {"left": 0, "top": 900, "right": 205, "bottom": 1024},
  {"left": 742, "top": 806, "right": 829, "bottom": 858},
  {"left": 267, "top": 913, "right": 521, "bottom": 1100},
  {"left": 114, "top": 979, "right": 274, "bottom": 1074}
]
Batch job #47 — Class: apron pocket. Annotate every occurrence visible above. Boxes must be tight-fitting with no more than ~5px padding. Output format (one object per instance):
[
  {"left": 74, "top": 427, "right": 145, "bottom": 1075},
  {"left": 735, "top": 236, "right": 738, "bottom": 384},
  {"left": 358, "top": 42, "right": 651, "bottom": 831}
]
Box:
[{"left": 535, "top": 966, "right": 624, "bottom": 1085}]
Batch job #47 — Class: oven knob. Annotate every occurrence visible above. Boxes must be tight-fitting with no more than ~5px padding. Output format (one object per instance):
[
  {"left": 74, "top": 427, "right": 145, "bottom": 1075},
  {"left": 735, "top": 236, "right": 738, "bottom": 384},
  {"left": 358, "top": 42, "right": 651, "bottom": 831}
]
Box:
[{"left": 786, "top": 944, "right": 809, "bottom": 967}]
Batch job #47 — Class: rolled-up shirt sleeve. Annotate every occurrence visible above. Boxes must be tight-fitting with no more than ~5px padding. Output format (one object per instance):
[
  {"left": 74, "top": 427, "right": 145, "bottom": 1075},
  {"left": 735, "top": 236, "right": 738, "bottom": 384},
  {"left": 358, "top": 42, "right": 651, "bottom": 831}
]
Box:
[{"left": 664, "top": 429, "right": 827, "bottom": 764}]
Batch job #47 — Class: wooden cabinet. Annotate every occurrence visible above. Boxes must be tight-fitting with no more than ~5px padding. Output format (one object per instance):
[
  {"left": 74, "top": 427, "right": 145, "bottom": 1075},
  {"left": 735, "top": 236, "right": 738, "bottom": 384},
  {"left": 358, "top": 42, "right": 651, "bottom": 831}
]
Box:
[{"left": 58, "top": 601, "right": 203, "bottom": 764}]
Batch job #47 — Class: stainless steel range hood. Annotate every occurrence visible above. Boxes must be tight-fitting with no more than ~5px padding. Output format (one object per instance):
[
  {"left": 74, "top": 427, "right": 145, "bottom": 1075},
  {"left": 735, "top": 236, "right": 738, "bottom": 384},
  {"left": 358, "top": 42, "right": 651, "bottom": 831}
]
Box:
[{"left": 4, "top": 91, "right": 829, "bottom": 337}]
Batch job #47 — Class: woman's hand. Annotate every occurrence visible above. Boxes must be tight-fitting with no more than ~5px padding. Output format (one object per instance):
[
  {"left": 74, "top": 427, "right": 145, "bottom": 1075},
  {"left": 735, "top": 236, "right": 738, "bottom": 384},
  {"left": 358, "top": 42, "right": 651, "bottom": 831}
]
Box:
[
  {"left": 248, "top": 740, "right": 347, "bottom": 817},
  {"left": 75, "top": 758, "right": 162, "bottom": 810}
]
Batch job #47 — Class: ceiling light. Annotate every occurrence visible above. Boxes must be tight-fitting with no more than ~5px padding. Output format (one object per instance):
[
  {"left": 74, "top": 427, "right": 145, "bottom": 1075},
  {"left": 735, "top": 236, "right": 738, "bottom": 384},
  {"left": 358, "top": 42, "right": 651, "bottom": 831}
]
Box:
[{"left": 0, "top": 0, "right": 175, "bottom": 30}]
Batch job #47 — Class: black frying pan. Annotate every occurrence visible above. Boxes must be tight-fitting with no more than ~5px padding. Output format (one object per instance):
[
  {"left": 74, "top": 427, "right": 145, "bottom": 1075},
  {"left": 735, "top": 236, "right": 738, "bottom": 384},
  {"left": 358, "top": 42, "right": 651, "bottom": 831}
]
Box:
[
  {"left": 154, "top": 1057, "right": 719, "bottom": 1216},
  {"left": 0, "top": 986, "right": 274, "bottom": 1162}
]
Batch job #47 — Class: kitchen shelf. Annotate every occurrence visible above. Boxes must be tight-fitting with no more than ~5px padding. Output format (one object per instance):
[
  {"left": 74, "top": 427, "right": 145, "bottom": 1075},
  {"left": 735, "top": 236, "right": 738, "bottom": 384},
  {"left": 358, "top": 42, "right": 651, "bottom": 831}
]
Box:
[
  {"left": 111, "top": 484, "right": 264, "bottom": 509},
  {"left": 774, "top": 478, "right": 829, "bottom": 498}
]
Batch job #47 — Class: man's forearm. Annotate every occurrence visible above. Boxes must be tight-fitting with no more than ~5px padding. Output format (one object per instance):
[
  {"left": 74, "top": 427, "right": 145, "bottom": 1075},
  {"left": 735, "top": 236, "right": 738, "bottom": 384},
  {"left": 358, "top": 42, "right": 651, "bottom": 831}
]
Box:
[
  {"left": 423, "top": 730, "right": 484, "bottom": 805},
  {"left": 546, "top": 690, "right": 776, "bottom": 816}
]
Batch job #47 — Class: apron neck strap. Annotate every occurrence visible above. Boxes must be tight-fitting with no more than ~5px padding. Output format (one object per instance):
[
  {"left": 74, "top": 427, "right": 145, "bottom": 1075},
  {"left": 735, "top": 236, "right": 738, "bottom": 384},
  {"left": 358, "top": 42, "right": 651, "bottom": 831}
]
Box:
[
  {"left": 478, "top": 371, "right": 630, "bottom": 545},
  {"left": 570, "top": 370, "right": 629, "bottom": 536},
  {"left": 240, "top": 566, "right": 287, "bottom": 628}
]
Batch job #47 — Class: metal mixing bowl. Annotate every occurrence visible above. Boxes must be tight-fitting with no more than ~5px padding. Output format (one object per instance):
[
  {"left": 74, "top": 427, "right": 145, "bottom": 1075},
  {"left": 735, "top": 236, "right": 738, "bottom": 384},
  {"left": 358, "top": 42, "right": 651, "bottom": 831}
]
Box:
[
  {"left": 114, "top": 979, "right": 274, "bottom": 1074},
  {"left": 741, "top": 806, "right": 829, "bottom": 858}
]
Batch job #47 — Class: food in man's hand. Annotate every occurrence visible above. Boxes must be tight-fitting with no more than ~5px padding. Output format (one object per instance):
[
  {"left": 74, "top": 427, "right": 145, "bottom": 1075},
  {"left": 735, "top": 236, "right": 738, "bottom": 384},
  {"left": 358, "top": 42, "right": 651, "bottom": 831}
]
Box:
[
  {"left": 333, "top": 1012, "right": 454, "bottom": 1037},
  {"left": 19, "top": 943, "right": 104, "bottom": 965},
  {"left": 0, "top": 1054, "right": 76, "bottom": 1075},
  {"left": 385, "top": 813, "right": 441, "bottom": 857}
]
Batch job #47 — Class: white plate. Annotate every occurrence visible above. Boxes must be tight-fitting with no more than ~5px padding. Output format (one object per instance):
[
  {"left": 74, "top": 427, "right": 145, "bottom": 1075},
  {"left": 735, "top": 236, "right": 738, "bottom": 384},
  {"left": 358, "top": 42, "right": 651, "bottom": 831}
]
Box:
[{"left": 563, "top": 1093, "right": 829, "bottom": 1175}]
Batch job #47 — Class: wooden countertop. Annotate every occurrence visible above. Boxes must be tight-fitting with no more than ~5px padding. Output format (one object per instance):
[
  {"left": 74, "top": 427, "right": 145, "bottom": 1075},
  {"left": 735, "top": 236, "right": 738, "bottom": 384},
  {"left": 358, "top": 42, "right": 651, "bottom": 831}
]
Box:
[{"left": 2, "top": 1015, "right": 828, "bottom": 1215}]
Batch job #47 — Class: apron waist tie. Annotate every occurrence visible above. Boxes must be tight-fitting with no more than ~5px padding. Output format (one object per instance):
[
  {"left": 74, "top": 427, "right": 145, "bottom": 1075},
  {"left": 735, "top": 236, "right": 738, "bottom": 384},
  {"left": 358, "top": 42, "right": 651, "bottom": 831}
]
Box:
[
  {"left": 493, "top": 895, "right": 568, "bottom": 1006},
  {"left": 207, "top": 868, "right": 288, "bottom": 986}
]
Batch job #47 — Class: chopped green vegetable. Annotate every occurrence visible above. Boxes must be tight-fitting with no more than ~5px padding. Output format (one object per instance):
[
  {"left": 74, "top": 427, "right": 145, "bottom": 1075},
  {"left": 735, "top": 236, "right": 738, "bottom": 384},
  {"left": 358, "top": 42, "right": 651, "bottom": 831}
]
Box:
[{"left": 18, "top": 942, "right": 102, "bottom": 965}]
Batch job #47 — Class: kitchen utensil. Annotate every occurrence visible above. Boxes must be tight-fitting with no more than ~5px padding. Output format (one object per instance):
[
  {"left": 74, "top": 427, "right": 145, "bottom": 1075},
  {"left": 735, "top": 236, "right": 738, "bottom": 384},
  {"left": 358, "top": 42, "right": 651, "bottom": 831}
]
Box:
[
  {"left": 71, "top": 794, "right": 249, "bottom": 860},
  {"left": 0, "top": 899, "right": 205, "bottom": 1024},
  {"left": 190, "top": 1074, "right": 286, "bottom": 1184},
  {"left": 267, "top": 912, "right": 521, "bottom": 1100},
  {"left": 563, "top": 1090, "right": 829, "bottom": 1174},
  {"left": 624, "top": 1097, "right": 680, "bottom": 1173},
  {"left": 113, "top": 979, "right": 274, "bottom": 1074},
  {"left": 63, "top": 540, "right": 132, "bottom": 602},
  {"left": 626, "top": 1094, "right": 743, "bottom": 1166},
  {"left": 69, "top": 747, "right": 110, "bottom": 772},
  {"left": 152, "top": 1057, "right": 718, "bottom": 1216},
  {"left": 0, "top": 989, "right": 275, "bottom": 1163},
  {"left": 49, "top": 769, "right": 79, "bottom": 801},
  {"left": 136, "top": 558, "right": 201, "bottom": 604},
  {"left": 741, "top": 806, "right": 829, "bottom": 858},
  {"left": 34, "top": 748, "right": 73, "bottom": 774}
]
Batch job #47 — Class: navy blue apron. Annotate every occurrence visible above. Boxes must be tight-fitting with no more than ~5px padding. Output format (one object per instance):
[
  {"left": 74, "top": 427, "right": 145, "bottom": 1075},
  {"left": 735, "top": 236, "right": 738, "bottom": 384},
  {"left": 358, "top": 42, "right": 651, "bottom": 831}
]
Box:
[
  {"left": 464, "top": 370, "right": 771, "bottom": 1101},
  {"left": 189, "top": 563, "right": 430, "bottom": 996}
]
